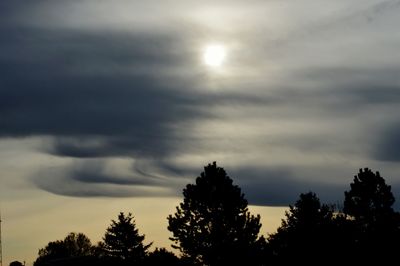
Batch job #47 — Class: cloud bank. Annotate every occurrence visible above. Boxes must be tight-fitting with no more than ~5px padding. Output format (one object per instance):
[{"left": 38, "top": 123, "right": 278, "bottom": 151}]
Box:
[{"left": 2, "top": 0, "right": 400, "bottom": 206}]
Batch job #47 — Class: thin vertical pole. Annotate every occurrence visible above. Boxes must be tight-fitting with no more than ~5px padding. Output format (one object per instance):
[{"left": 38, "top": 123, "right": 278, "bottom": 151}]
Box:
[{"left": 0, "top": 211, "right": 2, "bottom": 266}]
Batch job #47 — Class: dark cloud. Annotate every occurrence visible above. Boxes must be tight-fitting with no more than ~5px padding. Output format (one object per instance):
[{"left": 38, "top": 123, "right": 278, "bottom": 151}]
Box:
[
  {"left": 0, "top": 24, "right": 279, "bottom": 159},
  {"left": 374, "top": 124, "right": 400, "bottom": 162},
  {"left": 31, "top": 159, "right": 349, "bottom": 206},
  {"left": 235, "top": 165, "right": 400, "bottom": 208},
  {"left": 32, "top": 160, "right": 183, "bottom": 198},
  {"left": 289, "top": 67, "right": 400, "bottom": 110},
  {"left": 0, "top": 24, "right": 209, "bottom": 158},
  {"left": 228, "top": 167, "right": 346, "bottom": 206}
]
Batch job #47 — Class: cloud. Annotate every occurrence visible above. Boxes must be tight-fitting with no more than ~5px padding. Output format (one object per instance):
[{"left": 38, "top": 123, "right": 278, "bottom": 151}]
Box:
[
  {"left": 2, "top": 0, "right": 400, "bottom": 207},
  {"left": 32, "top": 158, "right": 184, "bottom": 198},
  {"left": 0, "top": 26, "right": 212, "bottom": 158},
  {"left": 229, "top": 167, "right": 345, "bottom": 206},
  {"left": 374, "top": 124, "right": 400, "bottom": 162}
]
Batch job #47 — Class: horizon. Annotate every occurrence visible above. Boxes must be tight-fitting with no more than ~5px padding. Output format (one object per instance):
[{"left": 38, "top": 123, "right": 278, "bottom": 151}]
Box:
[{"left": 2, "top": 188, "right": 289, "bottom": 265}]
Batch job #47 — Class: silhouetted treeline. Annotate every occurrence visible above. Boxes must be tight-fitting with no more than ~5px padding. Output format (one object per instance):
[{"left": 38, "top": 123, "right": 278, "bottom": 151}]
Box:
[
  {"left": 32, "top": 163, "right": 400, "bottom": 266},
  {"left": 9, "top": 261, "right": 24, "bottom": 266}
]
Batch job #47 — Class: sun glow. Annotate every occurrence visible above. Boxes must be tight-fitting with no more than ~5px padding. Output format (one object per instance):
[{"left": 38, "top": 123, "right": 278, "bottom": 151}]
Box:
[{"left": 203, "top": 44, "right": 226, "bottom": 67}]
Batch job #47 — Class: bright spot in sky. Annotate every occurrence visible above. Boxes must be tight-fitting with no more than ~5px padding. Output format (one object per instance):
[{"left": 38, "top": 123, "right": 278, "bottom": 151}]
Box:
[{"left": 203, "top": 44, "right": 226, "bottom": 67}]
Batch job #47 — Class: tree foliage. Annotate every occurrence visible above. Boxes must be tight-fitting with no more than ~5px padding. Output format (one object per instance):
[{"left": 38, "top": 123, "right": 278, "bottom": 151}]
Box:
[
  {"left": 167, "top": 162, "right": 263, "bottom": 266},
  {"left": 144, "top": 248, "right": 182, "bottom": 266},
  {"left": 34, "top": 232, "right": 94, "bottom": 266},
  {"left": 31, "top": 165, "right": 400, "bottom": 265},
  {"left": 343, "top": 168, "right": 400, "bottom": 261},
  {"left": 102, "top": 212, "right": 151, "bottom": 264},
  {"left": 9, "top": 262, "right": 24, "bottom": 266},
  {"left": 344, "top": 168, "right": 396, "bottom": 225},
  {"left": 267, "top": 192, "right": 336, "bottom": 262}
]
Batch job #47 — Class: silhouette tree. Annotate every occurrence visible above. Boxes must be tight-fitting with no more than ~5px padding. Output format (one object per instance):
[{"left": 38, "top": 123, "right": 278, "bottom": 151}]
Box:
[
  {"left": 102, "top": 212, "right": 152, "bottom": 265},
  {"left": 144, "top": 248, "right": 182, "bottom": 266},
  {"left": 343, "top": 168, "right": 400, "bottom": 261},
  {"left": 34, "top": 232, "right": 95, "bottom": 266},
  {"left": 344, "top": 168, "right": 396, "bottom": 225},
  {"left": 267, "top": 192, "right": 336, "bottom": 263},
  {"left": 168, "top": 162, "right": 263, "bottom": 266},
  {"left": 9, "top": 261, "right": 24, "bottom": 266}
]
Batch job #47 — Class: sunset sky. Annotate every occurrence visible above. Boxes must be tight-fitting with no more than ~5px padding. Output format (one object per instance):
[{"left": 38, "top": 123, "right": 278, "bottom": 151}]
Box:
[{"left": 1, "top": 1, "right": 400, "bottom": 265}]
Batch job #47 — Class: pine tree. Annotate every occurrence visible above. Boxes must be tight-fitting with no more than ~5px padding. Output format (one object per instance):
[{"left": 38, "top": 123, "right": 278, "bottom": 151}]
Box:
[
  {"left": 343, "top": 168, "right": 400, "bottom": 261},
  {"left": 102, "top": 212, "right": 151, "bottom": 264},
  {"left": 344, "top": 168, "right": 395, "bottom": 225},
  {"left": 168, "top": 162, "right": 263, "bottom": 266},
  {"left": 267, "top": 192, "right": 335, "bottom": 263}
]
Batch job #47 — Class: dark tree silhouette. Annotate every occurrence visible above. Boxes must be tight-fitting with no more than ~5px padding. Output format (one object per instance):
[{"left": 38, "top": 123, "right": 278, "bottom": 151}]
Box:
[
  {"left": 34, "top": 232, "right": 94, "bottom": 266},
  {"left": 102, "top": 212, "right": 152, "bottom": 264},
  {"left": 167, "top": 162, "right": 263, "bottom": 266},
  {"left": 343, "top": 168, "right": 400, "bottom": 261},
  {"left": 267, "top": 192, "right": 337, "bottom": 263},
  {"left": 144, "top": 248, "right": 182, "bottom": 266},
  {"left": 9, "top": 261, "right": 24, "bottom": 266},
  {"left": 344, "top": 168, "right": 395, "bottom": 224}
]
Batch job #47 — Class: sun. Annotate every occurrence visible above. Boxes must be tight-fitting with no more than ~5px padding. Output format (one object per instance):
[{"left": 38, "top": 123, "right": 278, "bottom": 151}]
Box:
[{"left": 203, "top": 44, "right": 226, "bottom": 67}]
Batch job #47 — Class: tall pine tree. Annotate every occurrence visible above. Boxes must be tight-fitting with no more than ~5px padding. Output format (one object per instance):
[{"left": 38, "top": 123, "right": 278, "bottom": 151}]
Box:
[
  {"left": 343, "top": 168, "right": 400, "bottom": 261},
  {"left": 102, "top": 212, "right": 151, "bottom": 264},
  {"left": 168, "top": 162, "right": 263, "bottom": 266}
]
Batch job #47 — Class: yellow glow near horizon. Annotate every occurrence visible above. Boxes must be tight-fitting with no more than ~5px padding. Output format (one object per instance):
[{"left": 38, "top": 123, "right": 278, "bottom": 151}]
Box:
[
  {"left": 203, "top": 44, "right": 226, "bottom": 67},
  {"left": 3, "top": 194, "right": 287, "bottom": 266}
]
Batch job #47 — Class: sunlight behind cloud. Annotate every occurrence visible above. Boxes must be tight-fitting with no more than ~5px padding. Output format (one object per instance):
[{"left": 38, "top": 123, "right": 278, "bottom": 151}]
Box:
[{"left": 203, "top": 44, "right": 226, "bottom": 67}]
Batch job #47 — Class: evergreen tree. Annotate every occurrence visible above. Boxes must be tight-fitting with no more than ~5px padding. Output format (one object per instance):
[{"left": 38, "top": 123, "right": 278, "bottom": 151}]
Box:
[
  {"left": 102, "top": 212, "right": 151, "bottom": 264},
  {"left": 168, "top": 162, "right": 263, "bottom": 266},
  {"left": 344, "top": 168, "right": 396, "bottom": 225},
  {"left": 343, "top": 168, "right": 400, "bottom": 261},
  {"left": 267, "top": 192, "right": 336, "bottom": 263}
]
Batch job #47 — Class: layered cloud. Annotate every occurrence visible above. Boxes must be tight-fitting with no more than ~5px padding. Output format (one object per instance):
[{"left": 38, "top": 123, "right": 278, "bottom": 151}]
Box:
[{"left": 1, "top": 0, "right": 400, "bottom": 206}]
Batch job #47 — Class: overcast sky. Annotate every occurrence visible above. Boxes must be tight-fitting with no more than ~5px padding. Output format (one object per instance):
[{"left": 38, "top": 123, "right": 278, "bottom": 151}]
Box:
[{"left": 1, "top": 0, "right": 400, "bottom": 264}]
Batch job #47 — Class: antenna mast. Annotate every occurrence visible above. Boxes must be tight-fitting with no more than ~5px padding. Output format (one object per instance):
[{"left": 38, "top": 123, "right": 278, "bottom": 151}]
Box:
[{"left": 0, "top": 211, "right": 2, "bottom": 266}]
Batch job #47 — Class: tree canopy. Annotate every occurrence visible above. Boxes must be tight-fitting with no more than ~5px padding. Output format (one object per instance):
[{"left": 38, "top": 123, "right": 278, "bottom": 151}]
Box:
[
  {"left": 343, "top": 168, "right": 400, "bottom": 261},
  {"left": 167, "top": 162, "right": 263, "bottom": 266},
  {"left": 34, "top": 232, "right": 94, "bottom": 266},
  {"left": 9, "top": 261, "right": 24, "bottom": 266},
  {"left": 344, "top": 168, "right": 396, "bottom": 224},
  {"left": 102, "top": 212, "right": 152, "bottom": 264},
  {"left": 267, "top": 192, "right": 336, "bottom": 263},
  {"left": 32, "top": 165, "right": 400, "bottom": 265},
  {"left": 144, "top": 248, "right": 182, "bottom": 266}
]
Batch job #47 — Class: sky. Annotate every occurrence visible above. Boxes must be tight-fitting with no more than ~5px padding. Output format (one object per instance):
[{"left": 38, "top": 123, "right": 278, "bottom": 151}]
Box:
[{"left": 1, "top": 0, "right": 400, "bottom": 264}]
